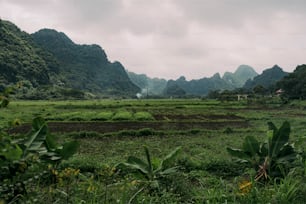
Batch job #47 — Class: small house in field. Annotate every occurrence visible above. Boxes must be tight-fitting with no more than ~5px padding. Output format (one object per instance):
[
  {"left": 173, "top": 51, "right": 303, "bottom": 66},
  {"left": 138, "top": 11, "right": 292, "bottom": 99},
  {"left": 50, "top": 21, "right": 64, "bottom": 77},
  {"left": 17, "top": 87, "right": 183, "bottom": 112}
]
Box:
[
  {"left": 275, "top": 89, "right": 284, "bottom": 96},
  {"left": 237, "top": 94, "right": 248, "bottom": 101}
]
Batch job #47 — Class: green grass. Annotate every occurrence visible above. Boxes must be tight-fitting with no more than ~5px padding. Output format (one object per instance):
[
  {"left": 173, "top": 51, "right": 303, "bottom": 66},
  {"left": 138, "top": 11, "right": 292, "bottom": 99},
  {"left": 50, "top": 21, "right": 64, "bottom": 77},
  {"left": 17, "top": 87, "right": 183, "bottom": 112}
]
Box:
[
  {"left": 91, "top": 111, "right": 114, "bottom": 121},
  {"left": 1, "top": 99, "right": 306, "bottom": 203},
  {"left": 133, "top": 111, "right": 154, "bottom": 121},
  {"left": 112, "top": 110, "right": 133, "bottom": 121}
]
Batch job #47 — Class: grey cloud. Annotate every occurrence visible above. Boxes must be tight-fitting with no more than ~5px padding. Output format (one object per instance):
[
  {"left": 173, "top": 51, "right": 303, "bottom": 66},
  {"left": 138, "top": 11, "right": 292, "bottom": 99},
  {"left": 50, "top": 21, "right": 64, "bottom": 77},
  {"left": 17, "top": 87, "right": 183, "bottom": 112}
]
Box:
[{"left": 1, "top": 0, "right": 306, "bottom": 79}]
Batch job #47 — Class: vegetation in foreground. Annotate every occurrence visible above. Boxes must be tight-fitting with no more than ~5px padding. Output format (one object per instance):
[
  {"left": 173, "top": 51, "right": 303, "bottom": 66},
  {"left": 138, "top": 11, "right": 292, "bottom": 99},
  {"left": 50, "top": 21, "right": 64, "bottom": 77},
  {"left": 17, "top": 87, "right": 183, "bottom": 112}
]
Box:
[{"left": 0, "top": 99, "right": 305, "bottom": 203}]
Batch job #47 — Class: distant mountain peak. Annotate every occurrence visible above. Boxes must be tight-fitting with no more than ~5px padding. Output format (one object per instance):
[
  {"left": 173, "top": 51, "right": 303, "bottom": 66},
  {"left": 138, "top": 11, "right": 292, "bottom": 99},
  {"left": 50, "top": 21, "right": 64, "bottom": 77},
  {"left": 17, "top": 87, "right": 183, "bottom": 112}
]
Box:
[
  {"left": 212, "top": 73, "right": 221, "bottom": 79},
  {"left": 243, "top": 65, "right": 288, "bottom": 90},
  {"left": 34, "top": 28, "right": 74, "bottom": 45},
  {"left": 178, "top": 76, "right": 186, "bottom": 81},
  {"left": 235, "top": 65, "right": 258, "bottom": 75},
  {"left": 270, "top": 64, "right": 283, "bottom": 71},
  {"left": 222, "top": 65, "right": 258, "bottom": 88},
  {"left": 272, "top": 64, "right": 281, "bottom": 68}
]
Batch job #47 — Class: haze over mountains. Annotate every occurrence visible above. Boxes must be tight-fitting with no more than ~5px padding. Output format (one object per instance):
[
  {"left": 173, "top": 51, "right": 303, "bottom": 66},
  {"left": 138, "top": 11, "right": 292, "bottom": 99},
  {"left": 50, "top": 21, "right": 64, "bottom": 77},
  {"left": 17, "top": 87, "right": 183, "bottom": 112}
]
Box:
[
  {"left": 128, "top": 65, "right": 260, "bottom": 97},
  {"left": 0, "top": 19, "right": 295, "bottom": 98},
  {"left": 163, "top": 65, "right": 259, "bottom": 96}
]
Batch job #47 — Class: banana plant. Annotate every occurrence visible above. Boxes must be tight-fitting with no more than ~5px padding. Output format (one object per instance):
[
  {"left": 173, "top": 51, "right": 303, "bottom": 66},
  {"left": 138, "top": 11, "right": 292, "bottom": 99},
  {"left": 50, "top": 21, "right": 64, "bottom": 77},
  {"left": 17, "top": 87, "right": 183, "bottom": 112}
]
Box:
[
  {"left": 117, "top": 146, "right": 181, "bottom": 186},
  {"left": 116, "top": 146, "right": 181, "bottom": 203},
  {"left": 0, "top": 117, "right": 79, "bottom": 202},
  {"left": 13, "top": 117, "right": 78, "bottom": 163},
  {"left": 227, "top": 121, "right": 296, "bottom": 181}
]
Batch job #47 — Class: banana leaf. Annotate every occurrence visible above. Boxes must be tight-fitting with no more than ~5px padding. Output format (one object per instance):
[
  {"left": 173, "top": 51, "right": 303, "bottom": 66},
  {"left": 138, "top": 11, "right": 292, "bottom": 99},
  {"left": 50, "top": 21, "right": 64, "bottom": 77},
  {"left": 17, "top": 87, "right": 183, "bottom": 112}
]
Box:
[
  {"left": 269, "top": 121, "right": 290, "bottom": 159},
  {"left": 21, "top": 117, "right": 48, "bottom": 157},
  {"left": 158, "top": 146, "right": 181, "bottom": 171},
  {"left": 242, "top": 136, "right": 260, "bottom": 157}
]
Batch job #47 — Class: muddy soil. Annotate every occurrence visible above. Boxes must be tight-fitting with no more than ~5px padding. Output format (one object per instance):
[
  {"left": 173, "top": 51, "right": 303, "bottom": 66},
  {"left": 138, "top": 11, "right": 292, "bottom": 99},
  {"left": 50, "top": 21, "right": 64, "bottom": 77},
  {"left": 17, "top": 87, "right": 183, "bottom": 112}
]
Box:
[{"left": 11, "top": 120, "right": 249, "bottom": 134}]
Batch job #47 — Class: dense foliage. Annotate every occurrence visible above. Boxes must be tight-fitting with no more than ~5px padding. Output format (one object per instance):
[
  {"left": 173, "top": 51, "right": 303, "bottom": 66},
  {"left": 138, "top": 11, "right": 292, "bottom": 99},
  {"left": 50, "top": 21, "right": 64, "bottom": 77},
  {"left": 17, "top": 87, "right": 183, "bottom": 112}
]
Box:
[
  {"left": 0, "top": 20, "right": 56, "bottom": 90},
  {"left": 277, "top": 64, "right": 306, "bottom": 99}
]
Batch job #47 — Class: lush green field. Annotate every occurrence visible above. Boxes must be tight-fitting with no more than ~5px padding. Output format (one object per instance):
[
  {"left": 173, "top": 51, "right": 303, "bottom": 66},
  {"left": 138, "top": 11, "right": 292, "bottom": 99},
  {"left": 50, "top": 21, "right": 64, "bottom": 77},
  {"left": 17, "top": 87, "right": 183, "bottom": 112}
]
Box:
[{"left": 1, "top": 99, "right": 306, "bottom": 203}]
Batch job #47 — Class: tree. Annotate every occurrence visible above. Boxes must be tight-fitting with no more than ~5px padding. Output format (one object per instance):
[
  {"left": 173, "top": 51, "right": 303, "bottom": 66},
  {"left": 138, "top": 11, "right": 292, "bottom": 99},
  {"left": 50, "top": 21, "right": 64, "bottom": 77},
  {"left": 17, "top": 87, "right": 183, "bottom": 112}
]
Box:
[
  {"left": 277, "top": 64, "right": 306, "bottom": 99},
  {"left": 253, "top": 85, "right": 267, "bottom": 96}
]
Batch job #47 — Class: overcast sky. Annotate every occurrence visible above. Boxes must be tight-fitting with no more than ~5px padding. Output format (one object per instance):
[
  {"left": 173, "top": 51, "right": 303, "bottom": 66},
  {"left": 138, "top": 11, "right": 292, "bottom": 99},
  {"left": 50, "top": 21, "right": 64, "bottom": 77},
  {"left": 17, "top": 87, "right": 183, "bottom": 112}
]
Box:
[{"left": 1, "top": 0, "right": 306, "bottom": 80}]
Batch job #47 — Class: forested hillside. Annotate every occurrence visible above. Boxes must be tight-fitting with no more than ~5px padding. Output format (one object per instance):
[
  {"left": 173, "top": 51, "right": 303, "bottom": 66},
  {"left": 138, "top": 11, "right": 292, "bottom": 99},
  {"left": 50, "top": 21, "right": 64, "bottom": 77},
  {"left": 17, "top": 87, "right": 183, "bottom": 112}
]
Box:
[
  {"left": 0, "top": 19, "right": 140, "bottom": 98},
  {"left": 243, "top": 65, "right": 288, "bottom": 90},
  {"left": 32, "top": 29, "right": 140, "bottom": 96},
  {"left": 0, "top": 20, "right": 57, "bottom": 89}
]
